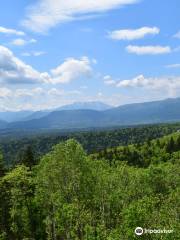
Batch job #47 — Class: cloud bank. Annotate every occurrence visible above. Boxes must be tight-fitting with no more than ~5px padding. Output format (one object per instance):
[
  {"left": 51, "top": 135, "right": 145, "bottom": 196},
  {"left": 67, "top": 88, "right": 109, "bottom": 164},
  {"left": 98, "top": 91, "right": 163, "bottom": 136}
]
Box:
[
  {"left": 104, "top": 74, "right": 180, "bottom": 97},
  {"left": 0, "top": 45, "right": 93, "bottom": 85}
]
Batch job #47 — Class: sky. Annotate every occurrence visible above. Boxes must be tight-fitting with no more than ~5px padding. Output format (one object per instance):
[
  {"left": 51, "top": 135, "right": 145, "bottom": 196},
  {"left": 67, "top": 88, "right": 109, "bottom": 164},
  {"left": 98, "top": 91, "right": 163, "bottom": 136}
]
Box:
[{"left": 0, "top": 0, "right": 180, "bottom": 111}]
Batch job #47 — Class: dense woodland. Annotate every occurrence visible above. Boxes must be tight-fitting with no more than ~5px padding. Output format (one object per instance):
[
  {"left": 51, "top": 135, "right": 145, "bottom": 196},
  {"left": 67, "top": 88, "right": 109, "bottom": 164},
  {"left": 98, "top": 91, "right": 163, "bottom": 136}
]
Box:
[
  {"left": 0, "top": 124, "right": 180, "bottom": 239},
  {"left": 1, "top": 123, "right": 180, "bottom": 167}
]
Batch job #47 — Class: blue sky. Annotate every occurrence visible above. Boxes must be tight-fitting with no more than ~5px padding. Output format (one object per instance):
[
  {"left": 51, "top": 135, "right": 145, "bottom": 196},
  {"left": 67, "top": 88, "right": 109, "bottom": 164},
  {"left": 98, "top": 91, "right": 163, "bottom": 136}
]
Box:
[{"left": 0, "top": 0, "right": 180, "bottom": 111}]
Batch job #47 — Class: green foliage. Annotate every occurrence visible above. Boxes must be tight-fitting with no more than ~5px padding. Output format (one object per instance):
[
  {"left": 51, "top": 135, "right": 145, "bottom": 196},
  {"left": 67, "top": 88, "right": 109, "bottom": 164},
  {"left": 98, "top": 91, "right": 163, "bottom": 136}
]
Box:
[
  {"left": 94, "top": 132, "right": 180, "bottom": 168},
  {"left": 1, "top": 122, "right": 180, "bottom": 167},
  {"left": 18, "top": 145, "right": 36, "bottom": 170},
  {"left": 0, "top": 153, "right": 5, "bottom": 177},
  {"left": 0, "top": 133, "right": 180, "bottom": 239},
  {"left": 0, "top": 165, "right": 36, "bottom": 239},
  {"left": 35, "top": 139, "right": 96, "bottom": 239}
]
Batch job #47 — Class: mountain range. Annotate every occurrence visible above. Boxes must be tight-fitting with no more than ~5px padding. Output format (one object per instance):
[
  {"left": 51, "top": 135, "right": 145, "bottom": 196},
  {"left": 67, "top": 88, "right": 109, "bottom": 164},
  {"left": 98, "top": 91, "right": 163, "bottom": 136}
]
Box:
[
  {"left": 1, "top": 98, "right": 180, "bottom": 130},
  {"left": 0, "top": 120, "right": 7, "bottom": 129},
  {"left": 0, "top": 111, "right": 33, "bottom": 123},
  {"left": 0, "top": 101, "right": 111, "bottom": 123}
]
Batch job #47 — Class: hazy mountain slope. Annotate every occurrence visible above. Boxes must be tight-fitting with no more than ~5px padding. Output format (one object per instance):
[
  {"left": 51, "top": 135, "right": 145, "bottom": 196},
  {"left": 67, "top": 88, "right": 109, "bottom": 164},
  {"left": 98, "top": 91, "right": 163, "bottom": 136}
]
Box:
[
  {"left": 105, "top": 98, "right": 180, "bottom": 125},
  {"left": 0, "top": 102, "right": 111, "bottom": 123},
  {"left": 4, "top": 98, "right": 180, "bottom": 130},
  {"left": 0, "top": 111, "right": 33, "bottom": 122},
  {"left": 0, "top": 120, "right": 8, "bottom": 129},
  {"left": 22, "top": 111, "right": 51, "bottom": 121},
  {"left": 7, "top": 110, "right": 105, "bottom": 130},
  {"left": 56, "top": 101, "right": 112, "bottom": 111}
]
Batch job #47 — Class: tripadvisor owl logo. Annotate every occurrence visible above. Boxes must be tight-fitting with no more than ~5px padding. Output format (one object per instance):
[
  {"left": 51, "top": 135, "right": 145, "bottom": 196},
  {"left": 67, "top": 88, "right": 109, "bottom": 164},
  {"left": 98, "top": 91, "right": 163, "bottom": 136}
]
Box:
[{"left": 135, "top": 227, "right": 144, "bottom": 236}]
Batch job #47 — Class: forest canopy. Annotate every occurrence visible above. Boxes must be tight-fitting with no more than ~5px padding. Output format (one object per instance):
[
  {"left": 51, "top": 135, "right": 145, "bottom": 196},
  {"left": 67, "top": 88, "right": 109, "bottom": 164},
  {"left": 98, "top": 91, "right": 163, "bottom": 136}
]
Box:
[{"left": 0, "top": 130, "right": 179, "bottom": 239}]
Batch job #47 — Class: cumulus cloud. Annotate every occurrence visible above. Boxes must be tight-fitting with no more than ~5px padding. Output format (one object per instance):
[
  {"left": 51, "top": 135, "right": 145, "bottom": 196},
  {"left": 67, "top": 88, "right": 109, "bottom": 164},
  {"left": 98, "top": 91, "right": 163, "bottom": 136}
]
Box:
[
  {"left": 11, "top": 38, "right": 37, "bottom": 46},
  {"left": 117, "top": 75, "right": 149, "bottom": 87},
  {"left": 108, "top": 27, "right": 159, "bottom": 40},
  {"left": 108, "top": 74, "right": 180, "bottom": 96},
  {"left": 104, "top": 75, "right": 116, "bottom": 85},
  {"left": 0, "top": 26, "right": 25, "bottom": 36},
  {"left": 51, "top": 57, "right": 92, "bottom": 84},
  {"left": 0, "top": 86, "right": 84, "bottom": 111},
  {"left": 0, "top": 45, "right": 50, "bottom": 84},
  {"left": 174, "top": 31, "right": 180, "bottom": 39},
  {"left": 104, "top": 73, "right": 180, "bottom": 97},
  {"left": 126, "top": 45, "right": 171, "bottom": 55},
  {"left": 22, "top": 0, "right": 139, "bottom": 33},
  {"left": 0, "top": 45, "right": 93, "bottom": 85}
]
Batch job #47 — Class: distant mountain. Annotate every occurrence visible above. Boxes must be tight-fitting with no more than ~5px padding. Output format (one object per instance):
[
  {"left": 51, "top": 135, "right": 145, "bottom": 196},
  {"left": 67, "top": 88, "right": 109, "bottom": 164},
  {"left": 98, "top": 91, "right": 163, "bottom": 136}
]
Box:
[
  {"left": 56, "top": 101, "right": 112, "bottom": 111},
  {"left": 7, "top": 110, "right": 105, "bottom": 130},
  {"left": 4, "top": 98, "right": 180, "bottom": 130},
  {"left": 105, "top": 98, "right": 180, "bottom": 125},
  {"left": 22, "top": 110, "right": 51, "bottom": 121},
  {"left": 0, "top": 111, "right": 33, "bottom": 122},
  {"left": 0, "top": 120, "right": 8, "bottom": 129},
  {"left": 0, "top": 102, "right": 111, "bottom": 123}
]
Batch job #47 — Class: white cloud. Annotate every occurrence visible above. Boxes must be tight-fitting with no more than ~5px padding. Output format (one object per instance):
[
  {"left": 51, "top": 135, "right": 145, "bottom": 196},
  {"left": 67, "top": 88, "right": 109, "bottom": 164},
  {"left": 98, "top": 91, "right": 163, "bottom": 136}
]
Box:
[
  {"left": 108, "top": 27, "right": 159, "bottom": 40},
  {"left": 104, "top": 73, "right": 180, "bottom": 97},
  {"left": 51, "top": 56, "right": 92, "bottom": 84},
  {"left": 22, "top": 51, "right": 46, "bottom": 57},
  {"left": 126, "top": 45, "right": 171, "bottom": 55},
  {"left": 165, "top": 64, "right": 180, "bottom": 69},
  {"left": 104, "top": 75, "right": 116, "bottom": 85},
  {"left": 0, "top": 45, "right": 50, "bottom": 84},
  {"left": 117, "top": 75, "right": 149, "bottom": 87},
  {"left": 33, "top": 51, "right": 45, "bottom": 56},
  {"left": 0, "top": 26, "right": 25, "bottom": 36},
  {"left": 116, "top": 74, "right": 180, "bottom": 96},
  {"left": 15, "top": 87, "right": 44, "bottom": 97},
  {"left": 47, "top": 88, "right": 81, "bottom": 96},
  {"left": 174, "top": 31, "right": 180, "bottom": 39},
  {"left": 47, "top": 88, "right": 64, "bottom": 96},
  {"left": 11, "top": 38, "right": 37, "bottom": 46},
  {"left": 0, "top": 86, "right": 85, "bottom": 111},
  {"left": 22, "top": 0, "right": 139, "bottom": 33},
  {"left": 0, "top": 87, "right": 12, "bottom": 98},
  {"left": 0, "top": 45, "right": 93, "bottom": 85}
]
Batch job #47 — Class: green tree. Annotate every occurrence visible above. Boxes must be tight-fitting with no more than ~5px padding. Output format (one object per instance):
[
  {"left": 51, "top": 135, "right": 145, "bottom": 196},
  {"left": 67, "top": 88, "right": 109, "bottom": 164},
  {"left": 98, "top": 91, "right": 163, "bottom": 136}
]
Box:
[
  {"left": 1, "top": 165, "right": 37, "bottom": 240},
  {"left": 166, "top": 137, "right": 175, "bottom": 153},
  {"left": 20, "top": 145, "right": 36, "bottom": 170},
  {"left": 0, "top": 153, "right": 5, "bottom": 177},
  {"left": 35, "top": 139, "right": 96, "bottom": 239}
]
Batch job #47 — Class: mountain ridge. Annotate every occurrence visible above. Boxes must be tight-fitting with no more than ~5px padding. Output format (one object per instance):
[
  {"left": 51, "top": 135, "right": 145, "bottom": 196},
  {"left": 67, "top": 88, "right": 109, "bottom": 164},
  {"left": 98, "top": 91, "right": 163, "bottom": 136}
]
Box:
[
  {"left": 0, "top": 101, "right": 112, "bottom": 123},
  {"left": 2, "top": 98, "right": 180, "bottom": 130},
  {"left": 0, "top": 120, "right": 8, "bottom": 129}
]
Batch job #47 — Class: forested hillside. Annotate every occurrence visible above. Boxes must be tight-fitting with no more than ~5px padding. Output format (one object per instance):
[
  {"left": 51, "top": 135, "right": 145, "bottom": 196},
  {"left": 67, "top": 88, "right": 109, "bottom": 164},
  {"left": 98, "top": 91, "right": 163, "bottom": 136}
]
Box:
[
  {"left": 93, "top": 132, "right": 180, "bottom": 167},
  {"left": 1, "top": 123, "right": 180, "bottom": 166},
  {"left": 0, "top": 132, "right": 179, "bottom": 239}
]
